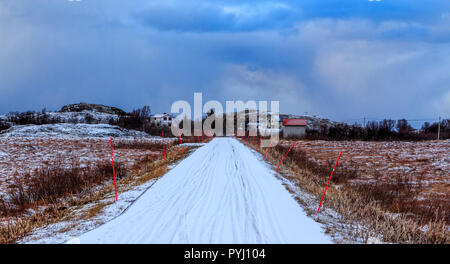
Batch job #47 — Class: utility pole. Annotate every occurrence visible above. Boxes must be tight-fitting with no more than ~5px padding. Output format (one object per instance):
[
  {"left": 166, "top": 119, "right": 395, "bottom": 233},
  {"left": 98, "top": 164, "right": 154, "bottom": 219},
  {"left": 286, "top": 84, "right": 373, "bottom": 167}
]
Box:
[{"left": 437, "top": 116, "right": 441, "bottom": 141}]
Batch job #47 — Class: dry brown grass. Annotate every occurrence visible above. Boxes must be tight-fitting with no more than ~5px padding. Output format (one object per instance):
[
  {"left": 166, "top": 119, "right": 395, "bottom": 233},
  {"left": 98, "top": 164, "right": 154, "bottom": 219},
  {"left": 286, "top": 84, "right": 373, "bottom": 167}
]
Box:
[
  {"left": 0, "top": 137, "right": 172, "bottom": 193},
  {"left": 81, "top": 202, "right": 113, "bottom": 220},
  {"left": 114, "top": 139, "right": 170, "bottom": 151},
  {"left": 0, "top": 205, "right": 67, "bottom": 244},
  {"left": 0, "top": 139, "right": 200, "bottom": 244},
  {"left": 4, "top": 162, "right": 126, "bottom": 214},
  {"left": 287, "top": 140, "right": 450, "bottom": 196},
  {"left": 244, "top": 138, "right": 449, "bottom": 244}
]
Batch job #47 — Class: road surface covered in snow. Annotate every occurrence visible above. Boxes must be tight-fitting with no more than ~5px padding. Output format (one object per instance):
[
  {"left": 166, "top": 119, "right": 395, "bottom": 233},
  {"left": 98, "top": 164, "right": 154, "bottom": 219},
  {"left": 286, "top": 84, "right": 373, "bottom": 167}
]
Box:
[{"left": 78, "top": 138, "right": 330, "bottom": 243}]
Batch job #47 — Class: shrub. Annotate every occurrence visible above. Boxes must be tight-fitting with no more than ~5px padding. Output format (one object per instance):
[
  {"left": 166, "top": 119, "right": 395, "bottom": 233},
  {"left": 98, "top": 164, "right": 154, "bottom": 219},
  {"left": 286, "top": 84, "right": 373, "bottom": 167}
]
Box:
[
  {"left": 0, "top": 122, "right": 11, "bottom": 132},
  {"left": 5, "top": 162, "right": 126, "bottom": 214}
]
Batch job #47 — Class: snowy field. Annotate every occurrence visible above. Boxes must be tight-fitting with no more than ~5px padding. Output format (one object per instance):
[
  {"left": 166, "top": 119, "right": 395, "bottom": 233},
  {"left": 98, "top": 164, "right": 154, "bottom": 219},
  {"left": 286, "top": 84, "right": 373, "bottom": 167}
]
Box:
[
  {"left": 281, "top": 140, "right": 450, "bottom": 197},
  {"left": 0, "top": 123, "right": 174, "bottom": 194},
  {"left": 77, "top": 138, "right": 331, "bottom": 243}
]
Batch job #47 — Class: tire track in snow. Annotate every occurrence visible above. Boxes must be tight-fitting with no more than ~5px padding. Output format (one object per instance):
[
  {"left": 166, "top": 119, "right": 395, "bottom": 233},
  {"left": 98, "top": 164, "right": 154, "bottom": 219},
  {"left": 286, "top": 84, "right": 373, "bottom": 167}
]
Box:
[{"left": 77, "top": 138, "right": 331, "bottom": 243}]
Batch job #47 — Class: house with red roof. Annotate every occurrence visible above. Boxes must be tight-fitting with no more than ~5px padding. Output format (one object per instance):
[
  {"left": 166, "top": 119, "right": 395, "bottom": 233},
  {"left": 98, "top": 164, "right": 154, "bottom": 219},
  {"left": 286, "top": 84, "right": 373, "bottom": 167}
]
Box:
[{"left": 282, "top": 118, "right": 307, "bottom": 137}]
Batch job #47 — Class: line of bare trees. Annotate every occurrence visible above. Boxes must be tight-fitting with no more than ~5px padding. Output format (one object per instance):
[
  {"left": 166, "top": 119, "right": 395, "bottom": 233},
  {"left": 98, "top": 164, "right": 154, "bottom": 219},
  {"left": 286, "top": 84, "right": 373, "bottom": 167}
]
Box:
[{"left": 306, "top": 118, "right": 450, "bottom": 141}]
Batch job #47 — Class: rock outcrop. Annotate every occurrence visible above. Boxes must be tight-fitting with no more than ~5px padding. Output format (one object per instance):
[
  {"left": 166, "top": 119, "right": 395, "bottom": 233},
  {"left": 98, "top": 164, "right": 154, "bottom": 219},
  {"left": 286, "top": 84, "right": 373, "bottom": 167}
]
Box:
[{"left": 59, "top": 102, "right": 126, "bottom": 116}]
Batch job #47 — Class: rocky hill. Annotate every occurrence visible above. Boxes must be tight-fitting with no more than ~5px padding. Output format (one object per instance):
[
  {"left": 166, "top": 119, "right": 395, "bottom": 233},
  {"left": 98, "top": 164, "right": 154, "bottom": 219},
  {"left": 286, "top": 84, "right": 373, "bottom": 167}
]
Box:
[
  {"left": 59, "top": 102, "right": 126, "bottom": 116},
  {"left": 0, "top": 103, "right": 128, "bottom": 127}
]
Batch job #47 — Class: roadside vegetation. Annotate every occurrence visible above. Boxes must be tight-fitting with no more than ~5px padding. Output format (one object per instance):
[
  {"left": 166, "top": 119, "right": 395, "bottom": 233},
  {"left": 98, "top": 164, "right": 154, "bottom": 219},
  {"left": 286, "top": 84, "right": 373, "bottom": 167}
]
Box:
[
  {"left": 0, "top": 137, "right": 204, "bottom": 243},
  {"left": 243, "top": 137, "right": 449, "bottom": 244}
]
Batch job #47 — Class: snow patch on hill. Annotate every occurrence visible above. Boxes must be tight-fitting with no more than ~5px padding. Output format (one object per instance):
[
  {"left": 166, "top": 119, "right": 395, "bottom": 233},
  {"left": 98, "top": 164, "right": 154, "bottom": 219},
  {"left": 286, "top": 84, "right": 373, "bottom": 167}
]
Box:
[
  {"left": 47, "top": 111, "right": 119, "bottom": 124},
  {"left": 0, "top": 123, "right": 149, "bottom": 138}
]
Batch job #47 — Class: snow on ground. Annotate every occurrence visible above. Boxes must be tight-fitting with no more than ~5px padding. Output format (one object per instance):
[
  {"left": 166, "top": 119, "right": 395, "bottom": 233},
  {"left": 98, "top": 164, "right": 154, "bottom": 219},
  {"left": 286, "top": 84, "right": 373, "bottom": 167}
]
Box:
[
  {"left": 0, "top": 129, "right": 175, "bottom": 194},
  {"left": 76, "top": 138, "right": 331, "bottom": 243},
  {"left": 0, "top": 110, "right": 120, "bottom": 125},
  {"left": 0, "top": 123, "right": 149, "bottom": 138},
  {"left": 47, "top": 111, "right": 119, "bottom": 124},
  {"left": 181, "top": 143, "right": 207, "bottom": 147},
  {"left": 20, "top": 179, "right": 158, "bottom": 244},
  {"left": 280, "top": 140, "right": 450, "bottom": 197}
]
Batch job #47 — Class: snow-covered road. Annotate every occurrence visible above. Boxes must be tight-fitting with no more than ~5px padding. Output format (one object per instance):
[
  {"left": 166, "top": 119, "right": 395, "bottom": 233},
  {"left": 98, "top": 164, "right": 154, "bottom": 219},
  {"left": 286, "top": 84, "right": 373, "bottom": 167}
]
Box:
[{"left": 78, "top": 138, "right": 330, "bottom": 243}]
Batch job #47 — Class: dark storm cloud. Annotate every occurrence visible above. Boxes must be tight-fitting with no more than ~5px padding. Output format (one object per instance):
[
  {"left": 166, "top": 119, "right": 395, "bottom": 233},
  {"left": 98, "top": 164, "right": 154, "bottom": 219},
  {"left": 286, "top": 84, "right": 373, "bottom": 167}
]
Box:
[
  {"left": 134, "top": 2, "right": 298, "bottom": 32},
  {"left": 134, "top": 0, "right": 450, "bottom": 33},
  {"left": 0, "top": 0, "right": 449, "bottom": 121}
]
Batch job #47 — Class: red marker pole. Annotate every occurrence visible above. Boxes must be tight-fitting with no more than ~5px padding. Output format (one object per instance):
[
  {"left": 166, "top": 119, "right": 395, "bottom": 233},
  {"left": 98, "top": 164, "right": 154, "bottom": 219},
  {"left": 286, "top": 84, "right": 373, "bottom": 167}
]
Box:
[
  {"left": 276, "top": 141, "right": 297, "bottom": 172},
  {"left": 258, "top": 136, "right": 262, "bottom": 147},
  {"left": 317, "top": 151, "right": 343, "bottom": 213},
  {"left": 110, "top": 137, "right": 118, "bottom": 202},
  {"left": 251, "top": 135, "right": 255, "bottom": 147},
  {"left": 178, "top": 131, "right": 184, "bottom": 157},
  {"left": 162, "top": 130, "right": 167, "bottom": 169}
]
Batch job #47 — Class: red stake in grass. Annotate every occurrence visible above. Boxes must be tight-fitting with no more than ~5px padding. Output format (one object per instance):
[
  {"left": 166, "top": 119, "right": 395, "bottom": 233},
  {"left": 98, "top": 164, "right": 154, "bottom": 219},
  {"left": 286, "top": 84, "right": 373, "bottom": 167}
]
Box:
[
  {"left": 275, "top": 141, "right": 297, "bottom": 172},
  {"left": 317, "top": 151, "right": 343, "bottom": 213},
  {"left": 178, "top": 131, "right": 184, "bottom": 157},
  {"left": 162, "top": 130, "right": 167, "bottom": 169},
  {"left": 109, "top": 137, "right": 118, "bottom": 202}
]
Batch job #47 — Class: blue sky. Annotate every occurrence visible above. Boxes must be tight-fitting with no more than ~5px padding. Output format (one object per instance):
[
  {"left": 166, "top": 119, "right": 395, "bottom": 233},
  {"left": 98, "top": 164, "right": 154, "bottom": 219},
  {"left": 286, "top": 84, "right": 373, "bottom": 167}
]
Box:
[{"left": 0, "top": 0, "right": 449, "bottom": 123}]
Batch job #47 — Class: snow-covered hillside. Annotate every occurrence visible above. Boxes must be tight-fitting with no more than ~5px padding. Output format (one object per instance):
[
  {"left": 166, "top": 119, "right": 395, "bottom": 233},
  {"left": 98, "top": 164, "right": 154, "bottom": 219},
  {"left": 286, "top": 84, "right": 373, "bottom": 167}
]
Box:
[
  {"left": 0, "top": 123, "right": 149, "bottom": 138},
  {"left": 0, "top": 110, "right": 119, "bottom": 125},
  {"left": 0, "top": 103, "right": 125, "bottom": 126},
  {"left": 46, "top": 111, "right": 119, "bottom": 124}
]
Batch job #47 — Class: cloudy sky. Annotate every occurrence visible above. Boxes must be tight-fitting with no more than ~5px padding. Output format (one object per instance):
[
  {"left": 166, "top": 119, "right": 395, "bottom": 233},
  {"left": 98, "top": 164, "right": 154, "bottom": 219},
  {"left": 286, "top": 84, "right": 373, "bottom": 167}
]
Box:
[{"left": 1, "top": 0, "right": 449, "bottom": 124}]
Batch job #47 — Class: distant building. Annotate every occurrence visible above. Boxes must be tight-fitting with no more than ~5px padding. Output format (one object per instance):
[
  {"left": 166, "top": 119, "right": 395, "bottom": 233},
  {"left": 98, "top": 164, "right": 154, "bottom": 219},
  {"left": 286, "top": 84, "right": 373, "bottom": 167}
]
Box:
[
  {"left": 282, "top": 118, "right": 307, "bottom": 137},
  {"left": 268, "top": 114, "right": 281, "bottom": 129},
  {"left": 150, "top": 113, "right": 174, "bottom": 127}
]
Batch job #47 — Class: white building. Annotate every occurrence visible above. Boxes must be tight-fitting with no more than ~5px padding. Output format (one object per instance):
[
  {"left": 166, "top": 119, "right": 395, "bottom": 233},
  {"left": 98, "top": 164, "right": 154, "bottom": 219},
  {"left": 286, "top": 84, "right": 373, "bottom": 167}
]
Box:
[{"left": 150, "top": 113, "right": 174, "bottom": 127}]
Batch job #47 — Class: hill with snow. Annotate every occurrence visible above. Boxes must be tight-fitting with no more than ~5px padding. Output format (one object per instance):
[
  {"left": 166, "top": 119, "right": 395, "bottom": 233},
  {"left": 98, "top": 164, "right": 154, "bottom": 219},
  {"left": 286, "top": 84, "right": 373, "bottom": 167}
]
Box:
[{"left": 0, "top": 123, "right": 149, "bottom": 138}]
